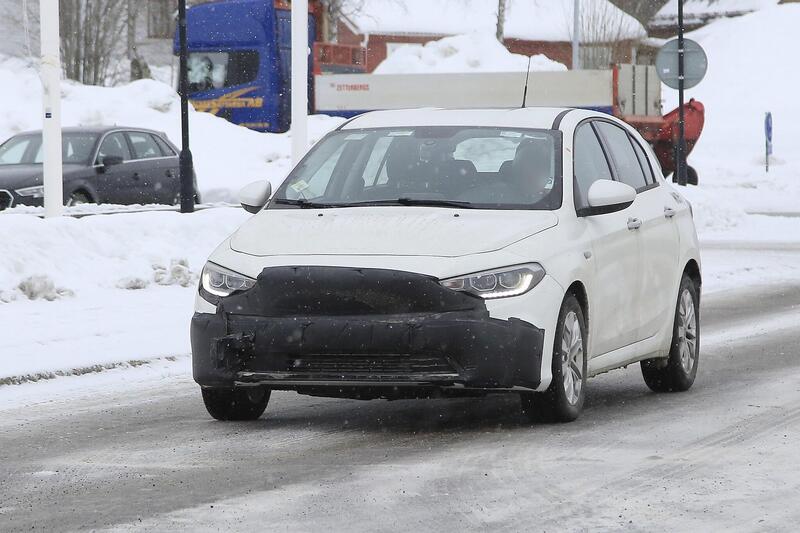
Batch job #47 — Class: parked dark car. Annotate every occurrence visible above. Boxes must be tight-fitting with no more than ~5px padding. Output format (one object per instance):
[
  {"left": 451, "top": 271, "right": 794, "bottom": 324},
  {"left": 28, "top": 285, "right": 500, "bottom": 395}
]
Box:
[{"left": 0, "top": 126, "right": 199, "bottom": 210}]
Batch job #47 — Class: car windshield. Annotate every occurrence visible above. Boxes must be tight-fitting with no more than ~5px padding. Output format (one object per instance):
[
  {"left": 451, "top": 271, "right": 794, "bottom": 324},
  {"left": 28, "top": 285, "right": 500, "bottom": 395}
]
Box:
[
  {"left": 0, "top": 132, "right": 98, "bottom": 165},
  {"left": 272, "top": 127, "right": 562, "bottom": 210}
]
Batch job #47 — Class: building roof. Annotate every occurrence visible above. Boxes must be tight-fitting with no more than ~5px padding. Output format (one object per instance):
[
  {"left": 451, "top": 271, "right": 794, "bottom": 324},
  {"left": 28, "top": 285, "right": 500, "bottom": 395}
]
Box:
[
  {"left": 651, "top": 0, "right": 780, "bottom": 27},
  {"left": 343, "top": 0, "right": 647, "bottom": 43}
]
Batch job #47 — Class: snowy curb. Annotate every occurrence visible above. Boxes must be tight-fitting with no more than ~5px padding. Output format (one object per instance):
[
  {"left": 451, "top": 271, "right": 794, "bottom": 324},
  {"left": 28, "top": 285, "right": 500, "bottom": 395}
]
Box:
[{"left": 0, "top": 355, "right": 185, "bottom": 387}]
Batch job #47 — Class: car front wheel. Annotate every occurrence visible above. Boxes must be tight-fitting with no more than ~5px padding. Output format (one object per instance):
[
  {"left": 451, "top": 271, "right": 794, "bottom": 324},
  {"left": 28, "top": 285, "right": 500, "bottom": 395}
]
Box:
[
  {"left": 521, "top": 294, "right": 587, "bottom": 423},
  {"left": 201, "top": 386, "right": 270, "bottom": 421},
  {"left": 641, "top": 274, "right": 699, "bottom": 392}
]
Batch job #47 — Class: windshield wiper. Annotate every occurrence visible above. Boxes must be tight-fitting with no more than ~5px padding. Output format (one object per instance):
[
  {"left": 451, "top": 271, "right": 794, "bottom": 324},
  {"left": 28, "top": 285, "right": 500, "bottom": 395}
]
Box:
[
  {"left": 273, "top": 198, "right": 338, "bottom": 209},
  {"left": 346, "top": 198, "right": 476, "bottom": 209}
]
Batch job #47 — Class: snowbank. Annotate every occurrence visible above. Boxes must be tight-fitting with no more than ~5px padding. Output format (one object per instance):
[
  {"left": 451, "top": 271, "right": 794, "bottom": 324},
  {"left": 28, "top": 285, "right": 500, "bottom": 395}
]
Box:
[
  {"left": 374, "top": 33, "right": 566, "bottom": 74},
  {"left": 662, "top": 4, "right": 800, "bottom": 237},
  {"left": 0, "top": 55, "right": 344, "bottom": 203},
  {"left": 0, "top": 208, "right": 248, "bottom": 301}
]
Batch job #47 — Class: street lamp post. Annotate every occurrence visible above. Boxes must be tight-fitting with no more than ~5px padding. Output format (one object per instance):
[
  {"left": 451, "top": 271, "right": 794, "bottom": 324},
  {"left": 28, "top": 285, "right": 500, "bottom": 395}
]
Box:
[
  {"left": 178, "top": 0, "right": 195, "bottom": 213},
  {"left": 676, "top": 0, "right": 688, "bottom": 186}
]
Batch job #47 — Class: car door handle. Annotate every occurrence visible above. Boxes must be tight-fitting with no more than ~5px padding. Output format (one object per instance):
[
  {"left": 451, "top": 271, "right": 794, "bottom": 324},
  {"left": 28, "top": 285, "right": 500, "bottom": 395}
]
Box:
[
  {"left": 132, "top": 172, "right": 140, "bottom": 180},
  {"left": 664, "top": 206, "right": 677, "bottom": 219},
  {"left": 166, "top": 169, "right": 175, "bottom": 178},
  {"left": 627, "top": 217, "right": 642, "bottom": 230}
]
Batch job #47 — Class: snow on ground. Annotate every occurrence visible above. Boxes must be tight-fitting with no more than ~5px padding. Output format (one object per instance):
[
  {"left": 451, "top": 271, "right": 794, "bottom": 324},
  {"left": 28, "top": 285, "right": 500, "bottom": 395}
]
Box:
[
  {"left": 664, "top": 4, "right": 800, "bottom": 241},
  {"left": 374, "top": 33, "right": 566, "bottom": 74},
  {"left": 0, "top": 208, "right": 247, "bottom": 382},
  {"left": 1, "top": 7, "right": 800, "bottom": 390},
  {"left": 0, "top": 55, "right": 344, "bottom": 203}
]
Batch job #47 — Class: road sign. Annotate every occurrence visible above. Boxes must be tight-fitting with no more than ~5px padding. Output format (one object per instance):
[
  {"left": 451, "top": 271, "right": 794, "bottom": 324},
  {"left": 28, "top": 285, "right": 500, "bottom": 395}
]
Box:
[{"left": 656, "top": 38, "right": 708, "bottom": 90}]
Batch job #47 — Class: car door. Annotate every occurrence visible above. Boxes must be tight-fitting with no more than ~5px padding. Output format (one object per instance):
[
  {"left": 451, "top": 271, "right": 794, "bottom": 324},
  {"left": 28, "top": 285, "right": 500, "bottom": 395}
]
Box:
[
  {"left": 628, "top": 131, "right": 682, "bottom": 338},
  {"left": 152, "top": 134, "right": 181, "bottom": 203},
  {"left": 125, "top": 131, "right": 175, "bottom": 204},
  {"left": 574, "top": 121, "right": 642, "bottom": 356},
  {"left": 594, "top": 121, "right": 681, "bottom": 342},
  {"left": 94, "top": 132, "right": 136, "bottom": 204}
]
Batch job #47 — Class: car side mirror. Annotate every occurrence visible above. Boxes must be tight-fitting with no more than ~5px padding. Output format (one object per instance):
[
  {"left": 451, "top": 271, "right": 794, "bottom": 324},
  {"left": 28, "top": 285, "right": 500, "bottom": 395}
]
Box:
[
  {"left": 578, "top": 179, "right": 637, "bottom": 217},
  {"left": 101, "top": 155, "right": 123, "bottom": 168},
  {"left": 239, "top": 180, "right": 272, "bottom": 214}
]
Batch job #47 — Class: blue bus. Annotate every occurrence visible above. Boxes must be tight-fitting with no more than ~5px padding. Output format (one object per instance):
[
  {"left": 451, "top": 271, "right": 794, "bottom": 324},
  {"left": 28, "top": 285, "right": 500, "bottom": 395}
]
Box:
[{"left": 174, "top": 0, "right": 317, "bottom": 133}]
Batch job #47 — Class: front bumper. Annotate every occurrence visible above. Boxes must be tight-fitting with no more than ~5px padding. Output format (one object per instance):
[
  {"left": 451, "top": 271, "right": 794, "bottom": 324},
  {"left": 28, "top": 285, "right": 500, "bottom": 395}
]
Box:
[{"left": 191, "top": 266, "right": 544, "bottom": 393}]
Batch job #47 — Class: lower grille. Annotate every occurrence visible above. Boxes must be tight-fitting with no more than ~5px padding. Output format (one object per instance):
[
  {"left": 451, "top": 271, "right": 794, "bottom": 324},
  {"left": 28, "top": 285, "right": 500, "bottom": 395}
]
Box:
[
  {"left": 285, "top": 353, "right": 456, "bottom": 376},
  {"left": 0, "top": 190, "right": 12, "bottom": 210}
]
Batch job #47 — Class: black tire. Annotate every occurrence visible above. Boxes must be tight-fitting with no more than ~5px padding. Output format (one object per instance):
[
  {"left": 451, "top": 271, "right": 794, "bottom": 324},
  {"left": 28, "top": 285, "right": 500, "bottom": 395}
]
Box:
[
  {"left": 687, "top": 166, "right": 699, "bottom": 186},
  {"left": 521, "top": 294, "right": 587, "bottom": 423},
  {"left": 641, "top": 274, "right": 699, "bottom": 392},
  {"left": 201, "top": 387, "right": 270, "bottom": 421},
  {"left": 66, "top": 191, "right": 92, "bottom": 206},
  {"left": 671, "top": 167, "right": 699, "bottom": 186}
]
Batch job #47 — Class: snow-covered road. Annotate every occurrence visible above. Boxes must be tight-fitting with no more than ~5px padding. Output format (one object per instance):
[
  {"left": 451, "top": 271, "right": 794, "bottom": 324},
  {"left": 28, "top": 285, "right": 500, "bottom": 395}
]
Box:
[{"left": 1, "top": 279, "right": 799, "bottom": 532}]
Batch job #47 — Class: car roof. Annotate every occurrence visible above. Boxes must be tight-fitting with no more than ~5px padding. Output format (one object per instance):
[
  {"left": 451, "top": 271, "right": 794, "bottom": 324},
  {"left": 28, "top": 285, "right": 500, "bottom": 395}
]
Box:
[
  {"left": 11, "top": 126, "right": 165, "bottom": 137},
  {"left": 339, "top": 107, "right": 603, "bottom": 131}
]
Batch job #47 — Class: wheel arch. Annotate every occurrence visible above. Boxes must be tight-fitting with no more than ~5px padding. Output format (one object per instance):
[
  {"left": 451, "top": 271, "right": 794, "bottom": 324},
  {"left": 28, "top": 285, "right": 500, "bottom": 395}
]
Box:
[
  {"left": 565, "top": 280, "right": 589, "bottom": 330},
  {"left": 683, "top": 259, "right": 702, "bottom": 301}
]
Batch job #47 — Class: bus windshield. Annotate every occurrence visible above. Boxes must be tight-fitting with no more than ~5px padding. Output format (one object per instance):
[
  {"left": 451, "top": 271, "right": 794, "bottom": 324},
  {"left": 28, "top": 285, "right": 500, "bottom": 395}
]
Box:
[{"left": 187, "top": 51, "right": 260, "bottom": 93}]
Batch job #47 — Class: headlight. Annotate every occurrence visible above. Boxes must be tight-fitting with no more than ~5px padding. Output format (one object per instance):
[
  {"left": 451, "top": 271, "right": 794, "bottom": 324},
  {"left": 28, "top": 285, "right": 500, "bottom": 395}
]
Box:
[
  {"left": 440, "top": 264, "right": 545, "bottom": 299},
  {"left": 15, "top": 185, "right": 44, "bottom": 198},
  {"left": 199, "top": 262, "right": 256, "bottom": 304}
]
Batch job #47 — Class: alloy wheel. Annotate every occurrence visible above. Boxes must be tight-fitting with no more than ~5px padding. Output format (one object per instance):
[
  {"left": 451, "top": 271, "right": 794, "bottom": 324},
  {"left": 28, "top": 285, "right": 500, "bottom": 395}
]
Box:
[
  {"left": 561, "top": 310, "right": 584, "bottom": 405},
  {"left": 677, "top": 288, "right": 697, "bottom": 374}
]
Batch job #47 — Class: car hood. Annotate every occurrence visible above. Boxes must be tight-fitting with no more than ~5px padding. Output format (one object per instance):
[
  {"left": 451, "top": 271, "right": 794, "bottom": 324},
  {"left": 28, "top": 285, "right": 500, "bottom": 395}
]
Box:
[
  {"left": 0, "top": 164, "right": 86, "bottom": 190},
  {"left": 229, "top": 207, "right": 559, "bottom": 257}
]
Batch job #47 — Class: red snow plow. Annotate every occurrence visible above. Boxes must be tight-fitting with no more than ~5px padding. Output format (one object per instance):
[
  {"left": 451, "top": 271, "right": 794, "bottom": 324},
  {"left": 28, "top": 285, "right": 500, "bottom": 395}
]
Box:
[{"left": 622, "top": 99, "right": 705, "bottom": 185}]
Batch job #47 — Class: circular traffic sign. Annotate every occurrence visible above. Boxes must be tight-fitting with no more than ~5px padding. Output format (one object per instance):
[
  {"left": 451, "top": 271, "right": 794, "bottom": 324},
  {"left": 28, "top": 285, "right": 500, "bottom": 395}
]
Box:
[{"left": 656, "top": 38, "right": 708, "bottom": 90}]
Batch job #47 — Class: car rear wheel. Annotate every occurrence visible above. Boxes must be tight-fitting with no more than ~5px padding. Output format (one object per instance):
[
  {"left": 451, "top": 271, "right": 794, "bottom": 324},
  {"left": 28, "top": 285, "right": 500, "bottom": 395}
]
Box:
[
  {"left": 641, "top": 274, "right": 699, "bottom": 392},
  {"left": 521, "top": 294, "right": 587, "bottom": 423},
  {"left": 201, "top": 386, "right": 270, "bottom": 421}
]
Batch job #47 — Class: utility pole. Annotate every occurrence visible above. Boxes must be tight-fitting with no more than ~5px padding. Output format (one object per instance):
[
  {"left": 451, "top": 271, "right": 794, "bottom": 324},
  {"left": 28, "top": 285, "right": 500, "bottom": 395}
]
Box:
[
  {"left": 291, "top": 0, "right": 309, "bottom": 166},
  {"left": 178, "top": 0, "right": 195, "bottom": 212},
  {"left": 40, "top": 0, "right": 63, "bottom": 218},
  {"left": 572, "top": 0, "right": 581, "bottom": 70},
  {"left": 676, "top": 0, "right": 688, "bottom": 186}
]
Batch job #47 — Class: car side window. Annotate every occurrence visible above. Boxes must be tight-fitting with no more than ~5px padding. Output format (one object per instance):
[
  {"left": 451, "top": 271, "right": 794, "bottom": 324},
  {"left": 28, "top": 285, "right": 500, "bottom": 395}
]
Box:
[
  {"left": 96, "top": 133, "right": 131, "bottom": 164},
  {"left": 573, "top": 123, "right": 613, "bottom": 210},
  {"left": 127, "top": 132, "right": 162, "bottom": 160},
  {"left": 153, "top": 135, "right": 177, "bottom": 157},
  {"left": 595, "top": 122, "right": 648, "bottom": 191},
  {"left": 629, "top": 135, "right": 656, "bottom": 185}
]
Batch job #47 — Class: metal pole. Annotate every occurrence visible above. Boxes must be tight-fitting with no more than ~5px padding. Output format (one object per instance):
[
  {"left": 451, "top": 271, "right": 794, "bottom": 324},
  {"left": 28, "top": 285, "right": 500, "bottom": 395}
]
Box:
[
  {"left": 40, "top": 0, "right": 63, "bottom": 217},
  {"left": 677, "top": 0, "right": 688, "bottom": 186},
  {"left": 178, "top": 0, "right": 195, "bottom": 213},
  {"left": 572, "top": 0, "right": 581, "bottom": 70},
  {"left": 291, "top": 0, "right": 309, "bottom": 165}
]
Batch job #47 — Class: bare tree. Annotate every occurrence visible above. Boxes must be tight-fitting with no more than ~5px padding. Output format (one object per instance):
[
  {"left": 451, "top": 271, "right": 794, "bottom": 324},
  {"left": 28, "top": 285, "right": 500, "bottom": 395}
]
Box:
[
  {"left": 59, "top": 0, "right": 132, "bottom": 85},
  {"left": 496, "top": 0, "right": 507, "bottom": 42},
  {"left": 567, "top": 1, "right": 644, "bottom": 69}
]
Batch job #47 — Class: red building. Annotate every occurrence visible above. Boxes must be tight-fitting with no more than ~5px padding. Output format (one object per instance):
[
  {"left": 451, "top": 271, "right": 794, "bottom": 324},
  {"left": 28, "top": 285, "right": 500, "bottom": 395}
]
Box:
[{"left": 336, "top": 0, "right": 648, "bottom": 72}]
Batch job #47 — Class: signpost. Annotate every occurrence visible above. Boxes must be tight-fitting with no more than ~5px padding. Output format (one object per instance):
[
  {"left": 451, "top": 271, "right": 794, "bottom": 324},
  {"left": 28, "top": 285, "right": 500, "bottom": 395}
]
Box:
[
  {"left": 655, "top": 0, "right": 708, "bottom": 187},
  {"left": 40, "top": 0, "right": 63, "bottom": 217},
  {"left": 765, "top": 112, "right": 773, "bottom": 172},
  {"left": 177, "top": 0, "right": 195, "bottom": 213}
]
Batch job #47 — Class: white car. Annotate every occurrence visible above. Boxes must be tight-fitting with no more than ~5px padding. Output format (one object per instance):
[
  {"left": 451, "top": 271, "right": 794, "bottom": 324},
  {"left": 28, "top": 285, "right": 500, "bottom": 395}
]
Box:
[{"left": 191, "top": 107, "right": 701, "bottom": 423}]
